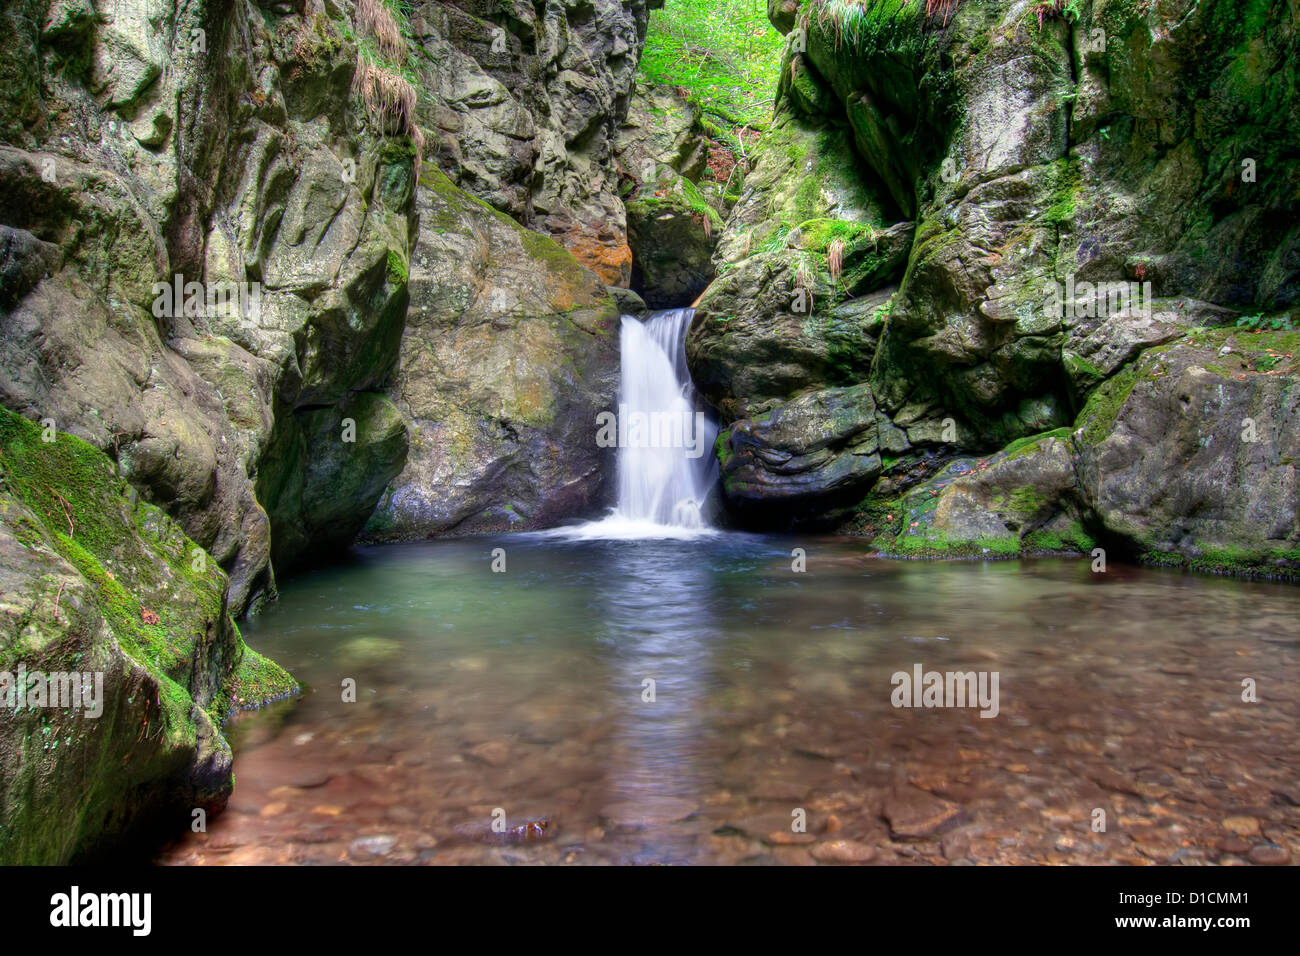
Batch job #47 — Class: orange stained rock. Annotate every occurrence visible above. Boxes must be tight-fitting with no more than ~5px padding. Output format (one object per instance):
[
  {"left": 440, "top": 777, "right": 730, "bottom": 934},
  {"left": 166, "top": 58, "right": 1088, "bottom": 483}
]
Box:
[{"left": 560, "top": 233, "right": 633, "bottom": 287}]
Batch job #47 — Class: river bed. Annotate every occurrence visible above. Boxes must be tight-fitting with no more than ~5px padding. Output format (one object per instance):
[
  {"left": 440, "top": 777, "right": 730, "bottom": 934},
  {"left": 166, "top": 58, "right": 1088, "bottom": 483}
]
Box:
[{"left": 158, "top": 533, "right": 1300, "bottom": 866}]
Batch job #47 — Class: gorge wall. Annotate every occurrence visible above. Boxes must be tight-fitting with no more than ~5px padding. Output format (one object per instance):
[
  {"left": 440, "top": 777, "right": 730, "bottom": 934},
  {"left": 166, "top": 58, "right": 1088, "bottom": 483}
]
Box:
[
  {"left": 2, "top": 0, "right": 1297, "bottom": 864},
  {"left": 689, "top": 0, "right": 1299, "bottom": 576},
  {"left": 0, "top": 0, "right": 658, "bottom": 861}
]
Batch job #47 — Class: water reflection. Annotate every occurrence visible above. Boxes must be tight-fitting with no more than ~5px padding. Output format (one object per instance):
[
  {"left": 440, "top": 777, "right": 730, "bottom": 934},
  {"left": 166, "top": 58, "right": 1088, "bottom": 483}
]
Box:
[
  {"left": 591, "top": 539, "right": 727, "bottom": 860},
  {"left": 160, "top": 536, "right": 1300, "bottom": 866}
]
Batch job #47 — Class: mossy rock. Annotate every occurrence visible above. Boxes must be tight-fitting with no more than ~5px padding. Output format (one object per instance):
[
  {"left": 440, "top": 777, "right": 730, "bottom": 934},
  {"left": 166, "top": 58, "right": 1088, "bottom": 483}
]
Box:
[
  {"left": 852, "top": 431, "right": 1092, "bottom": 558},
  {"left": 1073, "top": 329, "right": 1300, "bottom": 577},
  {"left": 0, "top": 407, "right": 296, "bottom": 863}
]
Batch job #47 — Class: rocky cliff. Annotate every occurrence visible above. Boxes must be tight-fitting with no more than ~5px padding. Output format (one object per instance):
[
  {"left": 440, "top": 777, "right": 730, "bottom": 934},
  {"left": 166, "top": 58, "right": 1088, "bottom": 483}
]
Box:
[
  {"left": 2, "top": 0, "right": 1296, "bottom": 865},
  {"left": 412, "top": 0, "right": 660, "bottom": 287},
  {"left": 0, "top": 0, "right": 656, "bottom": 862},
  {"left": 689, "top": 0, "right": 1299, "bottom": 576}
]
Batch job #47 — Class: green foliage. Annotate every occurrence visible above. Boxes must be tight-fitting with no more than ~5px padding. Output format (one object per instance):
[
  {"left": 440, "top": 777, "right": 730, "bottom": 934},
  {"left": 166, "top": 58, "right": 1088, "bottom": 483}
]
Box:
[
  {"left": 1033, "top": 0, "right": 1082, "bottom": 25},
  {"left": 872, "top": 293, "right": 896, "bottom": 324},
  {"left": 640, "top": 0, "right": 786, "bottom": 126},
  {"left": 807, "top": 0, "right": 926, "bottom": 55},
  {"left": 795, "top": 217, "right": 875, "bottom": 253},
  {"left": 1236, "top": 312, "right": 1296, "bottom": 332}
]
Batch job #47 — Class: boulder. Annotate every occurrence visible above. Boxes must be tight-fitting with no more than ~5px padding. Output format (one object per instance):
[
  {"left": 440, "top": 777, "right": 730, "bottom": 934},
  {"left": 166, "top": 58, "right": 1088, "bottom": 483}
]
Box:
[
  {"left": 626, "top": 172, "right": 721, "bottom": 308},
  {"left": 364, "top": 169, "right": 620, "bottom": 539},
  {"left": 717, "top": 383, "right": 883, "bottom": 525},
  {"left": 0, "top": 408, "right": 295, "bottom": 864},
  {"left": 1074, "top": 329, "right": 1300, "bottom": 576}
]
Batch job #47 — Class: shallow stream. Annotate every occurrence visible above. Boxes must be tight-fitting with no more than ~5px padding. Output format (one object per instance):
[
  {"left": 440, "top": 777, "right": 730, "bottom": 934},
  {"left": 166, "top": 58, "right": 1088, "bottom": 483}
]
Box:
[{"left": 158, "top": 534, "right": 1300, "bottom": 866}]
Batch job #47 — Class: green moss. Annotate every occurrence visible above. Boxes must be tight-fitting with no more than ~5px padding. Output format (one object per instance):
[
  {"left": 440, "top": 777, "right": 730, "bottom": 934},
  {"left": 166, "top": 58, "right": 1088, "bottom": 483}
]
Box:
[
  {"left": 891, "top": 529, "right": 1022, "bottom": 559},
  {"left": 1064, "top": 352, "right": 1106, "bottom": 386},
  {"left": 1023, "top": 521, "right": 1094, "bottom": 554},
  {"left": 1002, "top": 427, "right": 1071, "bottom": 458},
  {"left": 795, "top": 217, "right": 875, "bottom": 253},
  {"left": 1141, "top": 549, "right": 1187, "bottom": 568},
  {"left": 226, "top": 648, "right": 299, "bottom": 712},
  {"left": 0, "top": 407, "right": 296, "bottom": 720},
  {"left": 1074, "top": 365, "right": 1137, "bottom": 447},
  {"left": 153, "top": 674, "right": 199, "bottom": 750},
  {"left": 714, "top": 431, "right": 735, "bottom": 469},
  {"left": 633, "top": 175, "right": 725, "bottom": 230},
  {"left": 386, "top": 248, "right": 408, "bottom": 285},
  {"left": 54, "top": 533, "right": 185, "bottom": 677},
  {"left": 1061, "top": 520, "right": 1097, "bottom": 552},
  {"left": 808, "top": 0, "right": 926, "bottom": 56},
  {"left": 518, "top": 223, "right": 586, "bottom": 274},
  {"left": 793, "top": 173, "right": 824, "bottom": 223},
  {"left": 1180, "top": 544, "right": 1300, "bottom": 580},
  {"left": 1022, "top": 529, "right": 1064, "bottom": 552},
  {"left": 1007, "top": 485, "right": 1045, "bottom": 514}
]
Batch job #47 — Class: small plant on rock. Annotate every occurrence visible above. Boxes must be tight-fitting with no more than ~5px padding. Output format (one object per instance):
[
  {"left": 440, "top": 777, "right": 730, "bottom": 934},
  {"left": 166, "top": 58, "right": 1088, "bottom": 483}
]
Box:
[
  {"left": 1236, "top": 313, "right": 1296, "bottom": 332},
  {"left": 827, "top": 236, "right": 846, "bottom": 283}
]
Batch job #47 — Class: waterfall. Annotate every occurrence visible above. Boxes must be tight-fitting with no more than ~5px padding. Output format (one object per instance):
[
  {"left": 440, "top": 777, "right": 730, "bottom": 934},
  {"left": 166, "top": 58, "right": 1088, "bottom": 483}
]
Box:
[
  {"left": 562, "top": 308, "right": 719, "bottom": 538},
  {"left": 616, "top": 308, "right": 719, "bottom": 528}
]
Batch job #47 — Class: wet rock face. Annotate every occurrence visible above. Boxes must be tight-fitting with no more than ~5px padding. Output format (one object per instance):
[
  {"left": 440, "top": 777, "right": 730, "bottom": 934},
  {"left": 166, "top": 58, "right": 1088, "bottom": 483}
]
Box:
[
  {"left": 0, "top": 0, "right": 657, "bottom": 604},
  {"left": 0, "top": 408, "right": 295, "bottom": 865},
  {"left": 690, "top": 0, "right": 1299, "bottom": 566},
  {"left": 0, "top": 0, "right": 647, "bottom": 862},
  {"left": 615, "top": 83, "right": 720, "bottom": 307},
  {"left": 717, "top": 383, "right": 882, "bottom": 526},
  {"left": 364, "top": 168, "right": 620, "bottom": 540},
  {"left": 626, "top": 178, "right": 721, "bottom": 308},
  {"left": 615, "top": 83, "right": 710, "bottom": 188},
  {"left": 0, "top": 5, "right": 420, "bottom": 613},
  {"left": 857, "top": 432, "right": 1095, "bottom": 560},
  {"left": 411, "top": 0, "right": 663, "bottom": 286},
  {"left": 1073, "top": 329, "right": 1300, "bottom": 575}
]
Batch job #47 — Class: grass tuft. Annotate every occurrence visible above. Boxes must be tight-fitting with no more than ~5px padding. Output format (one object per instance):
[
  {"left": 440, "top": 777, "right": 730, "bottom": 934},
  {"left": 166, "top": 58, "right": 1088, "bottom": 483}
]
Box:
[
  {"left": 357, "top": 0, "right": 406, "bottom": 64},
  {"left": 827, "top": 236, "right": 846, "bottom": 282}
]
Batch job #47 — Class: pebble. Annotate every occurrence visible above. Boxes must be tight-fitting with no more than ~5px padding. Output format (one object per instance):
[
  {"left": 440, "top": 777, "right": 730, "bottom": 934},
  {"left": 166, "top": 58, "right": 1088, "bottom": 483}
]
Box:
[
  {"left": 1247, "top": 843, "right": 1290, "bottom": 865},
  {"left": 1221, "top": 816, "right": 1261, "bottom": 838},
  {"left": 348, "top": 835, "right": 397, "bottom": 857},
  {"left": 883, "top": 786, "right": 963, "bottom": 839},
  {"left": 1216, "top": 836, "right": 1252, "bottom": 855},
  {"left": 467, "top": 741, "right": 509, "bottom": 767},
  {"left": 153, "top": 558, "right": 1300, "bottom": 868},
  {"left": 770, "top": 846, "right": 817, "bottom": 866},
  {"left": 600, "top": 798, "right": 697, "bottom": 828},
  {"left": 810, "top": 840, "right": 876, "bottom": 863}
]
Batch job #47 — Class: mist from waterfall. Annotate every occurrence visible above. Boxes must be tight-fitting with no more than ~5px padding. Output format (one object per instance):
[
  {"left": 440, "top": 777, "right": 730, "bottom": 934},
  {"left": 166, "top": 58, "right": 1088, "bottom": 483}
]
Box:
[{"left": 560, "top": 308, "right": 719, "bottom": 539}]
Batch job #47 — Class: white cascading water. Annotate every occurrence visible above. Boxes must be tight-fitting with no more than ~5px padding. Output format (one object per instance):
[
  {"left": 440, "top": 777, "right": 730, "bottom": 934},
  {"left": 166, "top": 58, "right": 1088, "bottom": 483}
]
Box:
[
  {"left": 617, "top": 309, "right": 719, "bottom": 527},
  {"left": 565, "top": 308, "right": 718, "bottom": 538}
]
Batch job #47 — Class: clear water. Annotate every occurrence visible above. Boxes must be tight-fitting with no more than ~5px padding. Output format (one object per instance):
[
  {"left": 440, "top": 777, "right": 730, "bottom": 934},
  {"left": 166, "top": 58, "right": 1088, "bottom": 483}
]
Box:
[{"left": 159, "top": 536, "right": 1300, "bottom": 866}]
